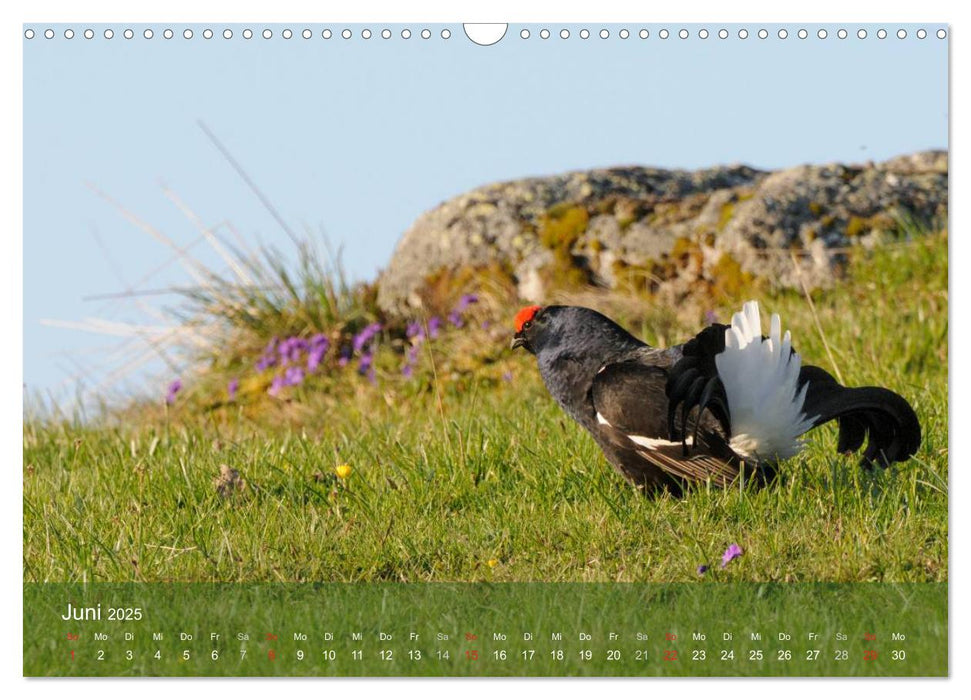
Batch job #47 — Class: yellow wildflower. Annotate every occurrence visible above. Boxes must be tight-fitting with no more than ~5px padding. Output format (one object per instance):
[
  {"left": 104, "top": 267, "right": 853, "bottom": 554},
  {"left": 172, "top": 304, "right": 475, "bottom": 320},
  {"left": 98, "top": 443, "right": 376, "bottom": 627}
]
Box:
[{"left": 335, "top": 464, "right": 352, "bottom": 479}]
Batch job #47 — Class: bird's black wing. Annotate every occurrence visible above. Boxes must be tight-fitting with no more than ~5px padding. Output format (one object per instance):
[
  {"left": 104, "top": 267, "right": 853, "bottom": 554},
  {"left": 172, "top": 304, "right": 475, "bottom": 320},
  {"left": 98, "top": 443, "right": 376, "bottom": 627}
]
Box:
[
  {"left": 664, "top": 324, "right": 732, "bottom": 446},
  {"left": 590, "top": 359, "right": 743, "bottom": 486}
]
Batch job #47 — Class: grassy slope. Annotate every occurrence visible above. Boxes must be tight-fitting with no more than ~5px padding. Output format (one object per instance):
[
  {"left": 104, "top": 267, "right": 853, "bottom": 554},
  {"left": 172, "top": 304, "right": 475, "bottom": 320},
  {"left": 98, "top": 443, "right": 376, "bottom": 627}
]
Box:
[{"left": 23, "top": 232, "right": 948, "bottom": 583}]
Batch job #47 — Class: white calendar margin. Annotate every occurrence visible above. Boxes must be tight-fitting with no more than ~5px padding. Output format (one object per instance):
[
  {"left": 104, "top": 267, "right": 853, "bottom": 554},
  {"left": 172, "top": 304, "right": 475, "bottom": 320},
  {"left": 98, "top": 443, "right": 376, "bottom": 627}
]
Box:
[{"left": 3, "top": 0, "right": 961, "bottom": 696}]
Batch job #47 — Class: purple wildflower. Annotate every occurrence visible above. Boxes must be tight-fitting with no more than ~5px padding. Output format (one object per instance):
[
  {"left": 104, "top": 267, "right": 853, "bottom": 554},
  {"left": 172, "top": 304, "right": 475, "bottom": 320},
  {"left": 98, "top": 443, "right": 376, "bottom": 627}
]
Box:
[
  {"left": 165, "top": 379, "right": 182, "bottom": 405},
  {"left": 455, "top": 293, "right": 479, "bottom": 312},
  {"left": 256, "top": 338, "right": 279, "bottom": 371},
  {"left": 502, "top": 371, "right": 513, "bottom": 383},
  {"left": 278, "top": 336, "right": 309, "bottom": 365},
  {"left": 307, "top": 335, "right": 330, "bottom": 372},
  {"left": 352, "top": 322, "right": 382, "bottom": 353},
  {"left": 358, "top": 351, "right": 373, "bottom": 372},
  {"left": 401, "top": 345, "right": 422, "bottom": 378},
  {"left": 705, "top": 310, "right": 718, "bottom": 324},
  {"left": 406, "top": 321, "right": 425, "bottom": 340},
  {"left": 277, "top": 337, "right": 292, "bottom": 364},
  {"left": 284, "top": 366, "right": 305, "bottom": 386},
  {"left": 358, "top": 352, "right": 377, "bottom": 383},
  {"left": 227, "top": 378, "right": 239, "bottom": 401},
  {"left": 721, "top": 543, "right": 743, "bottom": 568},
  {"left": 481, "top": 320, "right": 491, "bottom": 330},
  {"left": 697, "top": 564, "right": 709, "bottom": 575},
  {"left": 268, "top": 374, "right": 285, "bottom": 397},
  {"left": 307, "top": 349, "right": 324, "bottom": 372},
  {"left": 427, "top": 316, "right": 442, "bottom": 339},
  {"left": 285, "top": 338, "right": 307, "bottom": 362},
  {"left": 446, "top": 293, "right": 479, "bottom": 328}
]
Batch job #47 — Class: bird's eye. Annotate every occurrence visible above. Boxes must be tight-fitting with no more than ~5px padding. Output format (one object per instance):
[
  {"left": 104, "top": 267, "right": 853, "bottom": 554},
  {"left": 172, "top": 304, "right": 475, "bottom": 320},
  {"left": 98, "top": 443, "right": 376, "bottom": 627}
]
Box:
[{"left": 522, "top": 321, "right": 532, "bottom": 330}]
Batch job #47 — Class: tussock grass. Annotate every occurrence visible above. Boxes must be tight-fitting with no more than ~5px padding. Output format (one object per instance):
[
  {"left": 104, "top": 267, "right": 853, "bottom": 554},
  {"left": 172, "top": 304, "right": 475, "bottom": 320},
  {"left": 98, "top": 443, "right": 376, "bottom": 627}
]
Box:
[{"left": 23, "top": 230, "right": 947, "bottom": 584}]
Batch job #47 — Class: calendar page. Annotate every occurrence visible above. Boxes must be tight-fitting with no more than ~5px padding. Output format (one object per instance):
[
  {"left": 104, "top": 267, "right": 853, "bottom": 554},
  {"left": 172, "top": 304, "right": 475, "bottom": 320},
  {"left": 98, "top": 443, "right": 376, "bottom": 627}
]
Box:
[{"left": 22, "top": 18, "right": 948, "bottom": 679}]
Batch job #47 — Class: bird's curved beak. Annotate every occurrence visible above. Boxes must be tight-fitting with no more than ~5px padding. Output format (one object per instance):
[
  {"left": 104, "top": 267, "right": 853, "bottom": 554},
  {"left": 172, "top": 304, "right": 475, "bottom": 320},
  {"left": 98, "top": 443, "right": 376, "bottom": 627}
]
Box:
[{"left": 511, "top": 333, "right": 527, "bottom": 350}]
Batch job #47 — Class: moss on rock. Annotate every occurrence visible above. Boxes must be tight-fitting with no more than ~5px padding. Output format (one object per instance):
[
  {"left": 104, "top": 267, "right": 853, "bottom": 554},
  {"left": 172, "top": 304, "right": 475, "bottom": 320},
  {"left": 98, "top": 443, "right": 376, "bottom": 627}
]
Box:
[
  {"left": 419, "top": 262, "right": 516, "bottom": 316},
  {"left": 709, "top": 253, "right": 755, "bottom": 301}
]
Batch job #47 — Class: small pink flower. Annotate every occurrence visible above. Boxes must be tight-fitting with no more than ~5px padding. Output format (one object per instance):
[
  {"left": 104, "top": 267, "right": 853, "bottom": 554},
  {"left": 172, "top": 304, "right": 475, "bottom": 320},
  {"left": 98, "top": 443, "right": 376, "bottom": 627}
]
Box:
[
  {"left": 165, "top": 379, "right": 182, "bottom": 404},
  {"left": 721, "top": 543, "right": 743, "bottom": 568}
]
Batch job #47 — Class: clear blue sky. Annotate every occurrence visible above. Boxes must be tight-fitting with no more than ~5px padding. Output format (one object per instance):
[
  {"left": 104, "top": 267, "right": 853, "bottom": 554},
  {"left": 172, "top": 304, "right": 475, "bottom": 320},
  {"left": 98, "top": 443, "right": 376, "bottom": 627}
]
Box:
[{"left": 23, "top": 23, "right": 948, "bottom": 404}]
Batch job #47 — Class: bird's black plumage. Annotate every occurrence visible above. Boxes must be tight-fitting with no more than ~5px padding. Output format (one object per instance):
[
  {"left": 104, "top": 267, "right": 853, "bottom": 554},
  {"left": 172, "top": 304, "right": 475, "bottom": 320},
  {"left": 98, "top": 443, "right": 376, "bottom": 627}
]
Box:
[{"left": 512, "top": 304, "right": 921, "bottom": 495}]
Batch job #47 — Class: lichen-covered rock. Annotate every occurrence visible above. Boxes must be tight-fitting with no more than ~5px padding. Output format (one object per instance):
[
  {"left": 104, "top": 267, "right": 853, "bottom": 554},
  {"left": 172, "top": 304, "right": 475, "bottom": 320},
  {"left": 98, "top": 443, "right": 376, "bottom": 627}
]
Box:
[{"left": 376, "top": 152, "right": 947, "bottom": 311}]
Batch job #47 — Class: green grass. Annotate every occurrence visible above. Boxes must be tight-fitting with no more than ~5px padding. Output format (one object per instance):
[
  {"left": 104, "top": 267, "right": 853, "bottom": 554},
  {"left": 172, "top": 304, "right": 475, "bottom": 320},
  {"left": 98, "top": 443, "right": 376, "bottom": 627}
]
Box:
[{"left": 23, "top": 231, "right": 948, "bottom": 584}]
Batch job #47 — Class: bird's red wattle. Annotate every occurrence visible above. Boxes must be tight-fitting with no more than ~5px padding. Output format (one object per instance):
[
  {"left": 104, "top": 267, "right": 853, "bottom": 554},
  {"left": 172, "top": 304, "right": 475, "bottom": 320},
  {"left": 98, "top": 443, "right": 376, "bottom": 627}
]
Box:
[{"left": 514, "top": 305, "right": 542, "bottom": 333}]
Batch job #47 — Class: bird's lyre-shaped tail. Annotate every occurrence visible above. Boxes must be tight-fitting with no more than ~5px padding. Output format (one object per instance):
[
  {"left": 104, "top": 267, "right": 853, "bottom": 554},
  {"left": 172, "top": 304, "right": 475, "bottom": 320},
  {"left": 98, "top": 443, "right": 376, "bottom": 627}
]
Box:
[
  {"left": 797, "top": 365, "right": 921, "bottom": 466},
  {"left": 667, "top": 301, "right": 921, "bottom": 466}
]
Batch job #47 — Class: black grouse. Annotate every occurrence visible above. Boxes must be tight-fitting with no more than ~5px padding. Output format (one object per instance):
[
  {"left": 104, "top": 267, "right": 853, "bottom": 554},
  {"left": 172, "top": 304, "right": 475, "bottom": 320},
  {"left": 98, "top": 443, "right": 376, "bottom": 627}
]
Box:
[{"left": 511, "top": 302, "right": 921, "bottom": 495}]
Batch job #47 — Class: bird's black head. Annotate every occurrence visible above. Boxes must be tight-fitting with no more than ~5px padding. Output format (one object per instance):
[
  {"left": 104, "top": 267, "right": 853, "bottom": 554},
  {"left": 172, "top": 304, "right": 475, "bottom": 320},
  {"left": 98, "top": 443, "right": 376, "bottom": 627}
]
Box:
[
  {"left": 510, "top": 305, "right": 545, "bottom": 354},
  {"left": 511, "top": 305, "right": 645, "bottom": 360}
]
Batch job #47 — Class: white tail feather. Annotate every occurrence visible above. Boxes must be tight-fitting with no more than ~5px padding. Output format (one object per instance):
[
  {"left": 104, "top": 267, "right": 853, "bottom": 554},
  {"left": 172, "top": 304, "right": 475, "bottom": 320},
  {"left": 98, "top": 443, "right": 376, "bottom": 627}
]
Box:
[{"left": 715, "top": 301, "right": 815, "bottom": 460}]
